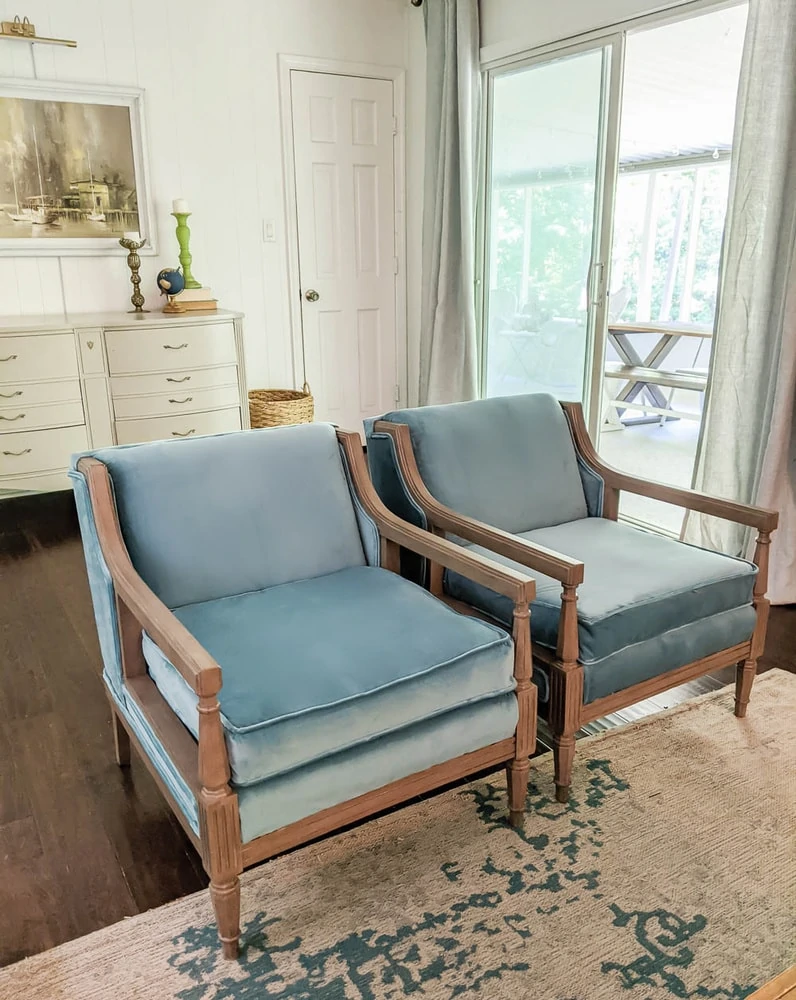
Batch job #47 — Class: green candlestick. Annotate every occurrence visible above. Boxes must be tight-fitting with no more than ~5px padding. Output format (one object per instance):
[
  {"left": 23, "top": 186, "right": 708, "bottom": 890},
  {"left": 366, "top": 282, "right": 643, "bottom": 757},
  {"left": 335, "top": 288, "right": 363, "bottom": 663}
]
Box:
[{"left": 172, "top": 211, "right": 201, "bottom": 289}]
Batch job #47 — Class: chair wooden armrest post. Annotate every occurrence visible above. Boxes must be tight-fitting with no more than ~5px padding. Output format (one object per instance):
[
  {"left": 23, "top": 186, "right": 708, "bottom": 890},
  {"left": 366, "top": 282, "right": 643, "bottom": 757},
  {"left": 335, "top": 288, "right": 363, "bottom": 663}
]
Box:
[
  {"left": 372, "top": 420, "right": 585, "bottom": 588},
  {"left": 338, "top": 429, "right": 538, "bottom": 825},
  {"left": 78, "top": 456, "right": 243, "bottom": 958}
]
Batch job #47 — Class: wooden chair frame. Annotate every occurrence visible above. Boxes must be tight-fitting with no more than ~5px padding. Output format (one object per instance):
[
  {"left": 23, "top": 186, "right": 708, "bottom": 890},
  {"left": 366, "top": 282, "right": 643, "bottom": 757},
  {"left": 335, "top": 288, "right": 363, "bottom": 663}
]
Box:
[
  {"left": 76, "top": 429, "right": 537, "bottom": 960},
  {"left": 373, "top": 401, "right": 778, "bottom": 803}
]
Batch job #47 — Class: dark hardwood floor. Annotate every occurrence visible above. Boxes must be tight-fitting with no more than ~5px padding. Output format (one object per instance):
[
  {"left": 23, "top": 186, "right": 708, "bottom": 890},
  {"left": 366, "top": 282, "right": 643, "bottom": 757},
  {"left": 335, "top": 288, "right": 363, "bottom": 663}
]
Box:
[{"left": 1, "top": 490, "right": 794, "bottom": 968}]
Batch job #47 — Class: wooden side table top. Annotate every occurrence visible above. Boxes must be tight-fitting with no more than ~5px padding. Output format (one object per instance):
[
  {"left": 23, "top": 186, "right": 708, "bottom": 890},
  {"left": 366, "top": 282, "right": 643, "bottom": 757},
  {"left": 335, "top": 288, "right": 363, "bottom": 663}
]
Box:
[{"left": 750, "top": 967, "right": 796, "bottom": 999}]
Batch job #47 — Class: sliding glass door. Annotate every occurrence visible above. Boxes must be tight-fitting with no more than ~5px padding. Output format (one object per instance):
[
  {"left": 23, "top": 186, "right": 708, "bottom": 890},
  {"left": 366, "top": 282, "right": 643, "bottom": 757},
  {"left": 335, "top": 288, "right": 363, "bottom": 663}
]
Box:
[
  {"left": 481, "top": 40, "right": 621, "bottom": 425},
  {"left": 481, "top": 4, "right": 748, "bottom": 533}
]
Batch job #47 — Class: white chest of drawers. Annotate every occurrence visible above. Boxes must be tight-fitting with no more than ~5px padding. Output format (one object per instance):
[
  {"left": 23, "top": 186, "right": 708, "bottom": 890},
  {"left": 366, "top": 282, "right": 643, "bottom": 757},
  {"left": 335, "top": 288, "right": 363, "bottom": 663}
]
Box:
[{"left": 0, "top": 310, "right": 248, "bottom": 496}]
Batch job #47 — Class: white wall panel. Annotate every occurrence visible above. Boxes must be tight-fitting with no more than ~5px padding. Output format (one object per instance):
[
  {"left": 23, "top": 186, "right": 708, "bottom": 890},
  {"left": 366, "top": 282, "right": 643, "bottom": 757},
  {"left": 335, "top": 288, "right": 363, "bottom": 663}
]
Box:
[{"left": 0, "top": 0, "right": 422, "bottom": 390}]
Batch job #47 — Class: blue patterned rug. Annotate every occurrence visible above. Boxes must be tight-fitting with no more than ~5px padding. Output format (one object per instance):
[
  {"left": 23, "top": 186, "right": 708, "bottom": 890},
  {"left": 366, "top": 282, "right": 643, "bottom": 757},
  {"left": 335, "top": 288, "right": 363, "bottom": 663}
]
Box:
[{"left": 2, "top": 671, "right": 794, "bottom": 999}]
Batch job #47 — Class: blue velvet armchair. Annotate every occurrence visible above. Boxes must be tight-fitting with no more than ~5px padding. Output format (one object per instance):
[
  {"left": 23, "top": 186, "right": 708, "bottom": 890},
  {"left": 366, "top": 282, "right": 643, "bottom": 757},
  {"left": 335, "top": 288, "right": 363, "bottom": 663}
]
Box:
[
  {"left": 69, "top": 422, "right": 537, "bottom": 958},
  {"left": 366, "top": 394, "right": 778, "bottom": 803}
]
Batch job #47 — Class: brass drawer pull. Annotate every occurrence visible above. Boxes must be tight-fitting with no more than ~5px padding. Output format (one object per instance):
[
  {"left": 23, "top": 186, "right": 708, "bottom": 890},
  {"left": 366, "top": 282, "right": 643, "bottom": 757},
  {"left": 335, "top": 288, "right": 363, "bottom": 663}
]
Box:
[
  {"left": 2, "top": 448, "right": 31, "bottom": 456},
  {"left": 169, "top": 396, "right": 193, "bottom": 404},
  {"left": 0, "top": 390, "right": 22, "bottom": 398},
  {"left": 0, "top": 354, "right": 18, "bottom": 362},
  {"left": 0, "top": 413, "right": 25, "bottom": 421},
  {"left": 163, "top": 343, "right": 188, "bottom": 350},
  {"left": 166, "top": 375, "right": 191, "bottom": 383},
  {"left": 172, "top": 428, "right": 196, "bottom": 437}
]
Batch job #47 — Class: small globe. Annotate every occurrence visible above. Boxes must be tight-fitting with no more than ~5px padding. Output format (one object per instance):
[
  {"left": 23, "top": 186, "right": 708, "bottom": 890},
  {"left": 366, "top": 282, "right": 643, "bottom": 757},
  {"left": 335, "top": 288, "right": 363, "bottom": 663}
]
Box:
[{"left": 157, "top": 268, "right": 185, "bottom": 296}]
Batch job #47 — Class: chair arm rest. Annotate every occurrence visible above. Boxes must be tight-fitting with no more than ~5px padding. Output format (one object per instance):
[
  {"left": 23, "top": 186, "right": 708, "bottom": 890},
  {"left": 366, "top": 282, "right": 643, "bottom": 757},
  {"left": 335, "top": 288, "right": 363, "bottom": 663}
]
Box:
[
  {"left": 560, "top": 402, "right": 778, "bottom": 533},
  {"left": 338, "top": 431, "right": 536, "bottom": 604},
  {"left": 606, "top": 474, "right": 777, "bottom": 532},
  {"left": 78, "top": 457, "right": 223, "bottom": 698},
  {"left": 373, "top": 421, "right": 584, "bottom": 586}
]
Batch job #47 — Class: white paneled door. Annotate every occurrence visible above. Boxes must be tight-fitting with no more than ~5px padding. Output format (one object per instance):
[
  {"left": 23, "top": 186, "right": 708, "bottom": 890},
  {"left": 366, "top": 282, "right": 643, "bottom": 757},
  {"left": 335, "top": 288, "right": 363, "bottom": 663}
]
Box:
[{"left": 290, "top": 70, "right": 399, "bottom": 433}]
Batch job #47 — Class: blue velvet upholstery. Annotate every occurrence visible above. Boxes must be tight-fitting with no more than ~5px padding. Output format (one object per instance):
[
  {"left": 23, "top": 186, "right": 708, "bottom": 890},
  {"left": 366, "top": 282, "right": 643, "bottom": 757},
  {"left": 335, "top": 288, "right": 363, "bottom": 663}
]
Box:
[
  {"left": 445, "top": 518, "right": 757, "bottom": 702},
  {"left": 236, "top": 694, "right": 518, "bottom": 842},
  {"left": 88, "top": 423, "right": 367, "bottom": 609},
  {"left": 69, "top": 468, "right": 125, "bottom": 700},
  {"left": 143, "top": 565, "right": 515, "bottom": 786},
  {"left": 71, "top": 424, "right": 522, "bottom": 848},
  {"left": 371, "top": 395, "right": 588, "bottom": 533}
]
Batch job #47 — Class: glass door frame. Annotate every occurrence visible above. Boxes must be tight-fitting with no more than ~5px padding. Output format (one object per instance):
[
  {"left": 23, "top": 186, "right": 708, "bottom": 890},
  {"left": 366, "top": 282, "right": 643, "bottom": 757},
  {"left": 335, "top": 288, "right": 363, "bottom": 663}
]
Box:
[
  {"left": 476, "top": 0, "right": 748, "bottom": 443},
  {"left": 477, "top": 33, "right": 625, "bottom": 438}
]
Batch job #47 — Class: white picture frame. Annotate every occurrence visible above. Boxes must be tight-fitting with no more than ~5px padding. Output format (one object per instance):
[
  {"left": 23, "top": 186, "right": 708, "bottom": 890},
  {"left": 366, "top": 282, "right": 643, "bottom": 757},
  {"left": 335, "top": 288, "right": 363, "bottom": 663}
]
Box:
[{"left": 0, "top": 77, "right": 156, "bottom": 256}]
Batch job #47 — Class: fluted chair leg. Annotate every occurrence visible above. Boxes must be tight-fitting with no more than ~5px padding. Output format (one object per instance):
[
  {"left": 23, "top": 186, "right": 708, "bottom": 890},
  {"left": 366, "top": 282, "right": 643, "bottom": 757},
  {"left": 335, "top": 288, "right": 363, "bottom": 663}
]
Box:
[
  {"left": 734, "top": 658, "right": 757, "bottom": 718},
  {"left": 211, "top": 877, "right": 242, "bottom": 960},
  {"left": 507, "top": 760, "right": 530, "bottom": 828},
  {"left": 552, "top": 732, "right": 576, "bottom": 803}
]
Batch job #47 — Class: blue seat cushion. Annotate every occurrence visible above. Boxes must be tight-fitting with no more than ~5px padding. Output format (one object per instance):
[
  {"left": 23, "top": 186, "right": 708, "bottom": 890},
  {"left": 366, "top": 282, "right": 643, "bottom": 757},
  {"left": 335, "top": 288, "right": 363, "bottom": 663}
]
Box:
[
  {"left": 143, "top": 565, "right": 515, "bottom": 786},
  {"left": 445, "top": 518, "right": 758, "bottom": 702},
  {"left": 375, "top": 394, "right": 588, "bottom": 534}
]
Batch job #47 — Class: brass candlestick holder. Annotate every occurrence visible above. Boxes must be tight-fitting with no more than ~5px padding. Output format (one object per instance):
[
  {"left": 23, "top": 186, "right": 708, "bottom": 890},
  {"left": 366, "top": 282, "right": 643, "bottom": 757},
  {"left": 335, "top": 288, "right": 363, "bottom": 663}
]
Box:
[{"left": 119, "top": 236, "right": 149, "bottom": 314}]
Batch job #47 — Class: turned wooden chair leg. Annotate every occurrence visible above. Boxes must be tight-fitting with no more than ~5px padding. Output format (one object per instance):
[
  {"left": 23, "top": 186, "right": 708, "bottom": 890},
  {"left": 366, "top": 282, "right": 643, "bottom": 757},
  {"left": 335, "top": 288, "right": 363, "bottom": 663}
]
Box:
[
  {"left": 549, "top": 585, "right": 583, "bottom": 804},
  {"left": 735, "top": 658, "right": 757, "bottom": 718},
  {"left": 210, "top": 876, "right": 242, "bottom": 960},
  {"left": 506, "top": 759, "right": 530, "bottom": 828},
  {"left": 198, "top": 686, "right": 244, "bottom": 959},
  {"left": 552, "top": 731, "right": 576, "bottom": 803},
  {"left": 508, "top": 598, "right": 535, "bottom": 829},
  {"left": 110, "top": 706, "right": 131, "bottom": 767}
]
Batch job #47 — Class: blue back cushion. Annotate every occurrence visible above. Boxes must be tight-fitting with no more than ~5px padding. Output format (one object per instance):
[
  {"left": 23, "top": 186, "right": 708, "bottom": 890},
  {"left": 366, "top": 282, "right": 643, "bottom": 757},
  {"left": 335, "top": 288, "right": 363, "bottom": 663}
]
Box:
[
  {"left": 92, "top": 423, "right": 366, "bottom": 608},
  {"left": 380, "top": 394, "right": 588, "bottom": 533}
]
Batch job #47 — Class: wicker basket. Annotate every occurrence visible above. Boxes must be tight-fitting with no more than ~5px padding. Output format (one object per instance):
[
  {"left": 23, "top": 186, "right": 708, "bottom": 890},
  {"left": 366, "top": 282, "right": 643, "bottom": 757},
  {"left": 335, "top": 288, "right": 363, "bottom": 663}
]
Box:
[{"left": 248, "top": 383, "right": 314, "bottom": 428}]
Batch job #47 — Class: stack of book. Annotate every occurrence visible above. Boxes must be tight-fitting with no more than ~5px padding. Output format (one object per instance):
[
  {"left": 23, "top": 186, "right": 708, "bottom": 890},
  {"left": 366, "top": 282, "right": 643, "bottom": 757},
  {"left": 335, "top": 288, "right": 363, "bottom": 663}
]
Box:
[{"left": 175, "top": 287, "right": 218, "bottom": 312}]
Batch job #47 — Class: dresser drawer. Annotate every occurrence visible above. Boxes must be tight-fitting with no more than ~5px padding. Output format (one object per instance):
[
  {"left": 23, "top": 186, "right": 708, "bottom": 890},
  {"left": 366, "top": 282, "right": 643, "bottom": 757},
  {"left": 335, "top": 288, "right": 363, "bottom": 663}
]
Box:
[
  {"left": 0, "top": 334, "right": 79, "bottom": 382},
  {"left": 0, "top": 425, "right": 88, "bottom": 477},
  {"left": 105, "top": 323, "right": 237, "bottom": 375},
  {"left": 0, "top": 469, "right": 71, "bottom": 495},
  {"left": 0, "top": 400, "right": 84, "bottom": 432},
  {"left": 0, "top": 379, "right": 82, "bottom": 406},
  {"left": 110, "top": 365, "right": 239, "bottom": 397},
  {"left": 113, "top": 385, "right": 241, "bottom": 420},
  {"left": 114, "top": 406, "right": 242, "bottom": 445}
]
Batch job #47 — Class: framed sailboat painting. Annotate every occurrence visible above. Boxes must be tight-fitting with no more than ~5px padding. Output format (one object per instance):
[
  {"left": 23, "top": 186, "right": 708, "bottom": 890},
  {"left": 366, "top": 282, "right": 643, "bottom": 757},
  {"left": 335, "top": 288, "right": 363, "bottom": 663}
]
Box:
[{"left": 0, "top": 78, "right": 155, "bottom": 256}]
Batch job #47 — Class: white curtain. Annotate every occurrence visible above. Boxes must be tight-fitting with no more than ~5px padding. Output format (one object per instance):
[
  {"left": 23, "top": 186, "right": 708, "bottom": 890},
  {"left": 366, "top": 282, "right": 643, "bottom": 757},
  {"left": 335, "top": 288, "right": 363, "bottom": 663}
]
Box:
[
  {"left": 419, "top": 0, "right": 481, "bottom": 405},
  {"left": 685, "top": 0, "right": 796, "bottom": 603}
]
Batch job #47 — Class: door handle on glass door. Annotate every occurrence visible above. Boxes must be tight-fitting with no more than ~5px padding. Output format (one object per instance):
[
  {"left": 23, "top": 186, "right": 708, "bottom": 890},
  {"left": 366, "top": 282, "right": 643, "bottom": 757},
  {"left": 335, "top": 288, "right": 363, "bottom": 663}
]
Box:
[
  {"left": 589, "top": 261, "right": 605, "bottom": 308},
  {"left": 304, "top": 289, "right": 320, "bottom": 302}
]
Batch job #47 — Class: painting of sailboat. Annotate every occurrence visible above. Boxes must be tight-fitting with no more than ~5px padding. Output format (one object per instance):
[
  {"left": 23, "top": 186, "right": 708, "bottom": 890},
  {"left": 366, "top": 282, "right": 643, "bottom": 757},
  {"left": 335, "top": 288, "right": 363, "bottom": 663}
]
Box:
[{"left": 0, "top": 80, "right": 153, "bottom": 254}]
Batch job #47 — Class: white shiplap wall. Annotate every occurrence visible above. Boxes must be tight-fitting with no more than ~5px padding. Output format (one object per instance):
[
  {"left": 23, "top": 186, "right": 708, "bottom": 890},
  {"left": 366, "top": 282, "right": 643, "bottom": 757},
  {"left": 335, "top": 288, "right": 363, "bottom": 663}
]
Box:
[{"left": 0, "top": 0, "right": 423, "bottom": 388}]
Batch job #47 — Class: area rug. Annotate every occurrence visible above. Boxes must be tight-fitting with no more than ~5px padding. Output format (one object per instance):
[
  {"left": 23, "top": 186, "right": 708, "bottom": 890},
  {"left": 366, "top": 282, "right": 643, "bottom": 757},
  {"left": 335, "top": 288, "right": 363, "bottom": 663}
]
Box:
[{"left": 2, "top": 671, "right": 795, "bottom": 1000}]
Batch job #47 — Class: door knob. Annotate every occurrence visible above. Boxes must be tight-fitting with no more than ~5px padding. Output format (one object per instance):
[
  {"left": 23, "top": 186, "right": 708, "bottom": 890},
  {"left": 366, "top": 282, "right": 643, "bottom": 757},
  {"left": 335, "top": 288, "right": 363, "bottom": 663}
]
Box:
[{"left": 304, "top": 289, "right": 320, "bottom": 302}]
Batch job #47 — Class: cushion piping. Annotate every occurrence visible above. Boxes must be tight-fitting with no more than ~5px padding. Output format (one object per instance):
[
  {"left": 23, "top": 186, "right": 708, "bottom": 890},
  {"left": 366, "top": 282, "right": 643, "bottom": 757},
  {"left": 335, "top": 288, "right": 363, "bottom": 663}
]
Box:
[
  {"left": 228, "top": 686, "right": 518, "bottom": 788},
  {"left": 143, "top": 629, "right": 513, "bottom": 736},
  {"left": 535, "top": 602, "right": 755, "bottom": 666},
  {"left": 530, "top": 569, "right": 756, "bottom": 628}
]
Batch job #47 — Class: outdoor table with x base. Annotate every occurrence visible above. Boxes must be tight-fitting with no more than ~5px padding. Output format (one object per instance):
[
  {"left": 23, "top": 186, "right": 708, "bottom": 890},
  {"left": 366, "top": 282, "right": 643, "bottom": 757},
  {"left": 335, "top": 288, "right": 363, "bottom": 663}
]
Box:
[{"left": 605, "top": 320, "right": 713, "bottom": 423}]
